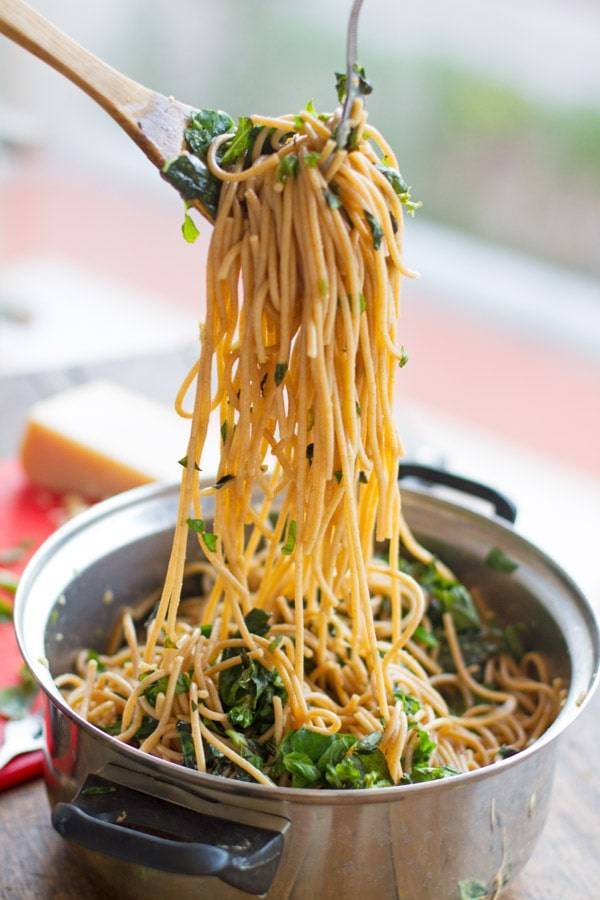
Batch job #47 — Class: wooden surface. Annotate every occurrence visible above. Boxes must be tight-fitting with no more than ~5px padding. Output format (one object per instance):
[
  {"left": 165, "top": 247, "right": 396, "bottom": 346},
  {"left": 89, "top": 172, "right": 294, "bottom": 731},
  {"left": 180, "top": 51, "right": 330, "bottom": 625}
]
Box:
[{"left": 1, "top": 354, "right": 599, "bottom": 899}]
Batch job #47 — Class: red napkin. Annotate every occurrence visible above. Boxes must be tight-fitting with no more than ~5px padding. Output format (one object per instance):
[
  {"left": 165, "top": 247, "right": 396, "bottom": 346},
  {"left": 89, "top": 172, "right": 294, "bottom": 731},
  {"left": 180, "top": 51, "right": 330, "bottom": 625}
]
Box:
[{"left": 0, "top": 458, "right": 66, "bottom": 790}]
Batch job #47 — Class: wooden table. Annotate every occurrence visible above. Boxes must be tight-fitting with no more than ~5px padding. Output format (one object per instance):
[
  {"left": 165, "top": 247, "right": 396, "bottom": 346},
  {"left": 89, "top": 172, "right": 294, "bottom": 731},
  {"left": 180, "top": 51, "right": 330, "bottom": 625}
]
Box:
[{"left": 1, "top": 353, "right": 599, "bottom": 899}]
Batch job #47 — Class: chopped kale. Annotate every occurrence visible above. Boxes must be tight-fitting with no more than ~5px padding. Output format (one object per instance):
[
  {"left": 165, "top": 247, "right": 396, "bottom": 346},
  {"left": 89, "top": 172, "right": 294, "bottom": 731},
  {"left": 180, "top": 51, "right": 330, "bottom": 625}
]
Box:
[
  {"left": 335, "top": 64, "right": 373, "bottom": 103},
  {"left": 184, "top": 108, "right": 234, "bottom": 158},
  {"left": 85, "top": 649, "right": 106, "bottom": 673},
  {"left": 221, "top": 116, "right": 254, "bottom": 165},
  {"left": 485, "top": 547, "right": 519, "bottom": 574},
  {"left": 282, "top": 520, "right": 297, "bottom": 555},
  {"left": 277, "top": 154, "right": 299, "bottom": 183},
  {"left": 176, "top": 720, "right": 197, "bottom": 769},
  {"left": 364, "top": 210, "right": 384, "bottom": 250}
]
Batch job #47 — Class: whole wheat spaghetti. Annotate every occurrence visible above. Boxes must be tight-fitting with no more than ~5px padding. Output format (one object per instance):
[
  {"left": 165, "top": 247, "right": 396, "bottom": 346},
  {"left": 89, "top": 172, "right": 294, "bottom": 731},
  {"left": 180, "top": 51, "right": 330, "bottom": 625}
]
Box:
[{"left": 58, "top": 93, "right": 564, "bottom": 787}]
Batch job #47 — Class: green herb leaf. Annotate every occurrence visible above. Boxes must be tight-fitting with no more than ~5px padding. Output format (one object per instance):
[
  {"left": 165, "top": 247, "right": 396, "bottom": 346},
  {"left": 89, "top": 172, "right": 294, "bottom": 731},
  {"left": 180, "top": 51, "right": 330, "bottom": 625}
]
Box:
[
  {"left": 143, "top": 672, "right": 191, "bottom": 705},
  {"left": 0, "top": 569, "right": 18, "bottom": 596},
  {"left": 503, "top": 623, "right": 526, "bottom": 659},
  {"left": 202, "top": 531, "right": 218, "bottom": 553},
  {"left": 176, "top": 720, "right": 197, "bottom": 769},
  {"left": 184, "top": 108, "right": 234, "bottom": 159},
  {"left": 221, "top": 116, "right": 254, "bottom": 165},
  {"left": 497, "top": 745, "right": 518, "bottom": 759},
  {"left": 86, "top": 649, "right": 106, "bottom": 673},
  {"left": 359, "top": 293, "right": 367, "bottom": 313},
  {"left": 304, "top": 151, "right": 321, "bottom": 167},
  {"left": 187, "top": 518, "right": 205, "bottom": 534},
  {"left": 200, "top": 624, "right": 212, "bottom": 638},
  {"left": 162, "top": 154, "right": 221, "bottom": 220},
  {"left": 364, "top": 210, "right": 384, "bottom": 250},
  {"left": 358, "top": 471, "right": 369, "bottom": 484},
  {"left": 0, "top": 674, "right": 38, "bottom": 719},
  {"left": 277, "top": 154, "right": 299, "bottom": 183},
  {"left": 404, "top": 764, "right": 459, "bottom": 784},
  {"left": 214, "top": 474, "right": 235, "bottom": 489},
  {"left": 376, "top": 163, "right": 422, "bottom": 216},
  {"left": 323, "top": 187, "right": 342, "bottom": 209},
  {"left": 335, "top": 64, "right": 373, "bottom": 103},
  {"left": 393, "top": 690, "right": 422, "bottom": 716},
  {"left": 334, "top": 470, "right": 343, "bottom": 484},
  {"left": 485, "top": 547, "right": 519, "bottom": 574},
  {"left": 305, "top": 99, "right": 317, "bottom": 114},
  {"left": 244, "top": 608, "right": 270, "bottom": 637},
  {"left": 181, "top": 212, "right": 200, "bottom": 243},
  {"left": 458, "top": 879, "right": 490, "bottom": 900},
  {"left": 178, "top": 455, "right": 200, "bottom": 470},
  {"left": 275, "top": 362, "right": 288, "bottom": 386},
  {"left": 282, "top": 520, "right": 297, "bottom": 555},
  {"left": 412, "top": 728, "right": 436, "bottom": 768},
  {"left": 293, "top": 114, "right": 305, "bottom": 129},
  {"left": 269, "top": 635, "right": 283, "bottom": 652},
  {"left": 0, "top": 598, "right": 13, "bottom": 622},
  {"left": 399, "top": 346, "right": 409, "bottom": 368},
  {"left": 413, "top": 624, "right": 438, "bottom": 649},
  {"left": 355, "top": 731, "right": 382, "bottom": 753}
]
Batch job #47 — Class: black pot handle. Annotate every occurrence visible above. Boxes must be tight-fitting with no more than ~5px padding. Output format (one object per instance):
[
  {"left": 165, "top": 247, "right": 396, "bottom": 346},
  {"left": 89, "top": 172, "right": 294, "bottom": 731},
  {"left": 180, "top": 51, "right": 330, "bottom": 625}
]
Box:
[
  {"left": 398, "top": 463, "right": 517, "bottom": 524},
  {"left": 52, "top": 777, "right": 284, "bottom": 895}
]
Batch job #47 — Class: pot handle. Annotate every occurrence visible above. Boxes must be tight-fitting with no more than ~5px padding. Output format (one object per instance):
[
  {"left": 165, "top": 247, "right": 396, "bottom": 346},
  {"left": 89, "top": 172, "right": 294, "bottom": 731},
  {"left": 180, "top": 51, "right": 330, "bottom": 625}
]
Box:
[
  {"left": 52, "top": 777, "right": 285, "bottom": 895},
  {"left": 398, "top": 463, "right": 517, "bottom": 524}
]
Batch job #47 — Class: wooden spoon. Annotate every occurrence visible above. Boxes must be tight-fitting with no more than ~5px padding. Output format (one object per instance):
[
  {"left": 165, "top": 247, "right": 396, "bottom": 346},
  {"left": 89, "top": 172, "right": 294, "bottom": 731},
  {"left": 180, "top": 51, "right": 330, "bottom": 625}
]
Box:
[{"left": 0, "top": 0, "right": 213, "bottom": 221}]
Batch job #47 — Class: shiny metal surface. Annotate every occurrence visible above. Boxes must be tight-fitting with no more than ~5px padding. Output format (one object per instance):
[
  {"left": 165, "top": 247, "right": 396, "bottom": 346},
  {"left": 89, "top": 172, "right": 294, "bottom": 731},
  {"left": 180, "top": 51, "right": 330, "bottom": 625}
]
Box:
[{"left": 15, "top": 482, "right": 600, "bottom": 899}]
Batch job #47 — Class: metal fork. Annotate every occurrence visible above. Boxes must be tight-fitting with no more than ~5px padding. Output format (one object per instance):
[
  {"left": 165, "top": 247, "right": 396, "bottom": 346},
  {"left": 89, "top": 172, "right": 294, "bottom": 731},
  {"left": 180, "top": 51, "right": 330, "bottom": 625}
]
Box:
[
  {"left": 0, "top": 714, "right": 44, "bottom": 769},
  {"left": 336, "top": 0, "right": 366, "bottom": 149}
]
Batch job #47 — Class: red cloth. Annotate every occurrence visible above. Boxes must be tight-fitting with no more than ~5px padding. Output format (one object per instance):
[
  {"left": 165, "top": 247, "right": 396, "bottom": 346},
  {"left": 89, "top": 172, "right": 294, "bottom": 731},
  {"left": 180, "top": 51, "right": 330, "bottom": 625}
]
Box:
[{"left": 0, "top": 459, "right": 65, "bottom": 790}]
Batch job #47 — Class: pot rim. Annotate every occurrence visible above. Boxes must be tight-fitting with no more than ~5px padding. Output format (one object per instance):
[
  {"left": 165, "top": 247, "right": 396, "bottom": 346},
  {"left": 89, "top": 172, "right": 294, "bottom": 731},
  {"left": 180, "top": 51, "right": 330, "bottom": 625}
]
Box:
[{"left": 15, "top": 480, "right": 600, "bottom": 805}]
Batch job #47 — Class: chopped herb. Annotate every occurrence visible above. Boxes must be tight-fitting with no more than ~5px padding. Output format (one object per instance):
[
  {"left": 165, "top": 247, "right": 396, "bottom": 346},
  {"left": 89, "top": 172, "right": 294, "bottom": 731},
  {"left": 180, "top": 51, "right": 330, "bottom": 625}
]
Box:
[
  {"left": 143, "top": 672, "right": 191, "bottom": 705},
  {"left": 304, "top": 151, "right": 321, "bottom": 167},
  {"left": 221, "top": 116, "right": 254, "bottom": 165},
  {"left": 178, "top": 455, "right": 200, "bottom": 471},
  {"left": 163, "top": 634, "right": 177, "bottom": 649},
  {"left": 305, "top": 99, "right": 317, "bottom": 114},
  {"left": 293, "top": 115, "right": 305, "bottom": 129},
  {"left": 346, "top": 125, "right": 360, "bottom": 151},
  {"left": 219, "top": 645, "right": 286, "bottom": 732},
  {"left": 376, "top": 163, "right": 422, "bottom": 216},
  {"left": 187, "top": 518, "right": 205, "bottom": 534},
  {"left": 355, "top": 401, "right": 361, "bottom": 416},
  {"left": 323, "top": 187, "right": 342, "bottom": 209},
  {"left": 0, "top": 665, "right": 38, "bottom": 719},
  {"left": 497, "top": 745, "right": 518, "bottom": 759},
  {"left": 275, "top": 363, "right": 288, "bottom": 386},
  {"left": 200, "top": 624, "right": 212, "bottom": 638},
  {"left": 202, "top": 531, "right": 218, "bottom": 553},
  {"left": 334, "top": 470, "right": 343, "bottom": 484},
  {"left": 81, "top": 785, "right": 117, "bottom": 796},
  {"left": 358, "top": 471, "right": 369, "bottom": 484},
  {"left": 412, "top": 624, "right": 438, "bottom": 649},
  {"left": 359, "top": 293, "right": 367, "bottom": 313},
  {"left": 181, "top": 212, "right": 200, "bottom": 243},
  {"left": 220, "top": 421, "right": 228, "bottom": 443},
  {"left": 269, "top": 635, "right": 283, "bottom": 652},
  {"left": 485, "top": 547, "right": 519, "bottom": 574},
  {"left": 244, "top": 608, "right": 271, "bottom": 637},
  {"left": 393, "top": 690, "right": 422, "bottom": 716},
  {"left": 412, "top": 727, "right": 436, "bottom": 768},
  {"left": 503, "top": 623, "right": 526, "bottom": 659},
  {"left": 191, "top": 701, "right": 198, "bottom": 711},
  {"left": 282, "top": 520, "right": 297, "bottom": 556},
  {"left": 458, "top": 880, "right": 490, "bottom": 900},
  {"left": 162, "top": 154, "right": 221, "bottom": 220},
  {"left": 364, "top": 210, "right": 384, "bottom": 250},
  {"left": 214, "top": 474, "right": 235, "bottom": 489},
  {"left": 399, "top": 346, "right": 409, "bottom": 368},
  {"left": 176, "top": 720, "right": 197, "bottom": 769},
  {"left": 277, "top": 154, "right": 299, "bottom": 183},
  {"left": 86, "top": 650, "right": 106, "bottom": 673},
  {"left": 335, "top": 64, "right": 373, "bottom": 103},
  {"left": 259, "top": 372, "right": 268, "bottom": 396},
  {"left": 184, "top": 108, "right": 234, "bottom": 158},
  {"left": 404, "top": 764, "right": 459, "bottom": 784},
  {"left": 0, "top": 569, "right": 18, "bottom": 596},
  {"left": 355, "top": 731, "right": 382, "bottom": 753},
  {"left": 0, "top": 598, "right": 12, "bottom": 623},
  {"left": 306, "top": 443, "right": 314, "bottom": 464}
]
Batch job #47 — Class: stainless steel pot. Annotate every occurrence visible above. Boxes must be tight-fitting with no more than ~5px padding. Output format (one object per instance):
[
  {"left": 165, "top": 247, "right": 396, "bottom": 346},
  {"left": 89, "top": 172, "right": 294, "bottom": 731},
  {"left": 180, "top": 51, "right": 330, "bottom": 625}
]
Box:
[{"left": 14, "top": 470, "right": 600, "bottom": 900}]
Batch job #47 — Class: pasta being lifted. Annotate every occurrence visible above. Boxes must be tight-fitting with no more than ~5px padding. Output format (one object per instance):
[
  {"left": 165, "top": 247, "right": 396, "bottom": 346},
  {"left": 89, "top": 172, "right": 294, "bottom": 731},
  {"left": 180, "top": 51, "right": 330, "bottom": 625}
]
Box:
[{"left": 57, "top": 80, "right": 564, "bottom": 788}]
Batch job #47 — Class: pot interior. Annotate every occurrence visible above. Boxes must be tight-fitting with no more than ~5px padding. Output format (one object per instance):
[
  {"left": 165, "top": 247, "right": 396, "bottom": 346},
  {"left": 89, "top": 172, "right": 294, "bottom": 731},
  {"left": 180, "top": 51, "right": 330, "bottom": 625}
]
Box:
[{"left": 17, "top": 482, "right": 598, "bottom": 736}]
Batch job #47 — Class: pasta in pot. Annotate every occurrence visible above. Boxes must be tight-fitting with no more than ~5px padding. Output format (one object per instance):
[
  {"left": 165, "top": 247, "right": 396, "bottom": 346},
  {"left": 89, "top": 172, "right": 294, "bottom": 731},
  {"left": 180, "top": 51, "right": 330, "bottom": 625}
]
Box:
[{"left": 57, "top": 91, "right": 564, "bottom": 788}]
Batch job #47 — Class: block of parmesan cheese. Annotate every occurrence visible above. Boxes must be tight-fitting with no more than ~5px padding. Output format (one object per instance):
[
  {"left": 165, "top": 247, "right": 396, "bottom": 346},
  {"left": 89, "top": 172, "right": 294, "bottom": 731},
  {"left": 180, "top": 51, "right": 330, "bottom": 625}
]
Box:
[{"left": 20, "top": 380, "right": 216, "bottom": 499}]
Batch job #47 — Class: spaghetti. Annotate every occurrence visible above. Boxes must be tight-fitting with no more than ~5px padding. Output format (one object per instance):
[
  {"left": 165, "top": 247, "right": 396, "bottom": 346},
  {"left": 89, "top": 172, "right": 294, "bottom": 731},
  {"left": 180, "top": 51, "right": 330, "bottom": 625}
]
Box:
[{"left": 58, "top": 92, "right": 564, "bottom": 788}]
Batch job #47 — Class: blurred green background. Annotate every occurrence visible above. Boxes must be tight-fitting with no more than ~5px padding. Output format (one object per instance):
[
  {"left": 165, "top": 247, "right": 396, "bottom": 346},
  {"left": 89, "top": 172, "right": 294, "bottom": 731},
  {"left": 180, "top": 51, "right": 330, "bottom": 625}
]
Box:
[{"left": 1, "top": 0, "right": 599, "bottom": 276}]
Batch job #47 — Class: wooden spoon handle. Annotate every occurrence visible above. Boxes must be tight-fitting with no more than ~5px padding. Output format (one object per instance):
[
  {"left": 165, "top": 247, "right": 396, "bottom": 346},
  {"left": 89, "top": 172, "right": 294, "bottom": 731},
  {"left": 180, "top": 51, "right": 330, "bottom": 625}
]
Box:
[{"left": 0, "top": 0, "right": 186, "bottom": 167}]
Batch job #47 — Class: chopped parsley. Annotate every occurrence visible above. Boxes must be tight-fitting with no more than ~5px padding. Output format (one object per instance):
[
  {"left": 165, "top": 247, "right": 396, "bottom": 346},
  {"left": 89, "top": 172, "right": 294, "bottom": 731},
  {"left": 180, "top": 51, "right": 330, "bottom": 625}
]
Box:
[
  {"left": 282, "top": 520, "right": 297, "bottom": 555},
  {"left": 364, "top": 210, "right": 384, "bottom": 250},
  {"left": 181, "top": 212, "right": 199, "bottom": 243},
  {"left": 484, "top": 547, "right": 519, "bottom": 574},
  {"left": 277, "top": 154, "right": 299, "bottom": 183}
]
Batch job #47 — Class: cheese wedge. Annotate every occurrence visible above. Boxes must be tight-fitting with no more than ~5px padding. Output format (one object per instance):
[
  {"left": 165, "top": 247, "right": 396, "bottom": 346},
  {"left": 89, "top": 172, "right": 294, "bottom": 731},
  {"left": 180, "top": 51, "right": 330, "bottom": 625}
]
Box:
[{"left": 19, "top": 380, "right": 207, "bottom": 499}]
